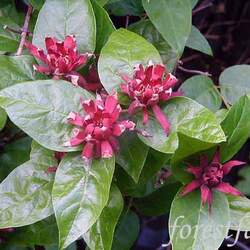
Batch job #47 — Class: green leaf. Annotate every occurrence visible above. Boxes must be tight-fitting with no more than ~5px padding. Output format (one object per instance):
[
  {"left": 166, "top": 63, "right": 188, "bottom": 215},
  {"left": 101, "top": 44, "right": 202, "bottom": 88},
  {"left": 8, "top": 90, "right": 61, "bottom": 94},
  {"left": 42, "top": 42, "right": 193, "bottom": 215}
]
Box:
[
  {"left": 228, "top": 195, "right": 250, "bottom": 231},
  {"left": 134, "top": 182, "right": 181, "bottom": 216},
  {"left": 0, "top": 137, "right": 31, "bottom": 182},
  {"left": 220, "top": 95, "right": 250, "bottom": 162},
  {"left": 83, "top": 184, "right": 124, "bottom": 250},
  {"left": 186, "top": 26, "right": 213, "bottom": 56},
  {"left": 219, "top": 65, "right": 250, "bottom": 104},
  {"left": 116, "top": 132, "right": 149, "bottom": 183},
  {"left": 28, "top": 0, "right": 45, "bottom": 10},
  {"left": 0, "top": 16, "right": 19, "bottom": 52},
  {"left": 33, "top": 0, "right": 96, "bottom": 53},
  {"left": 0, "top": 107, "right": 7, "bottom": 130},
  {"left": 98, "top": 28, "right": 162, "bottom": 93},
  {"left": 169, "top": 190, "right": 230, "bottom": 250},
  {"left": 129, "top": 20, "right": 178, "bottom": 72},
  {"left": 95, "top": 0, "right": 109, "bottom": 6},
  {"left": 5, "top": 216, "right": 58, "bottom": 247},
  {"left": 137, "top": 96, "right": 225, "bottom": 154},
  {"left": 115, "top": 149, "right": 170, "bottom": 198},
  {"left": 235, "top": 166, "right": 250, "bottom": 196},
  {"left": 0, "top": 55, "right": 44, "bottom": 91},
  {"left": 215, "top": 109, "right": 228, "bottom": 124},
  {"left": 91, "top": 0, "right": 115, "bottom": 54},
  {"left": 190, "top": 0, "right": 199, "bottom": 8},
  {"left": 112, "top": 210, "right": 139, "bottom": 250},
  {"left": 142, "top": 0, "right": 192, "bottom": 55},
  {"left": 52, "top": 154, "right": 115, "bottom": 249},
  {"left": 106, "top": 0, "right": 144, "bottom": 16},
  {"left": 0, "top": 141, "right": 55, "bottom": 228},
  {"left": 180, "top": 75, "right": 221, "bottom": 111},
  {"left": 0, "top": 80, "right": 93, "bottom": 152}
]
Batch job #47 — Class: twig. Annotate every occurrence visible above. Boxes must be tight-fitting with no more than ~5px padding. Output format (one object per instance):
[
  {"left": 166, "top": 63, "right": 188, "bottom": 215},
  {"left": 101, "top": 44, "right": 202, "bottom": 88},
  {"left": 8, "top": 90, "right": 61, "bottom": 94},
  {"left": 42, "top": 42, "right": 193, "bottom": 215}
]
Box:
[
  {"left": 178, "top": 65, "right": 212, "bottom": 77},
  {"left": 192, "top": 2, "right": 213, "bottom": 15},
  {"left": 4, "top": 25, "right": 32, "bottom": 36},
  {"left": 16, "top": 5, "right": 33, "bottom": 56}
]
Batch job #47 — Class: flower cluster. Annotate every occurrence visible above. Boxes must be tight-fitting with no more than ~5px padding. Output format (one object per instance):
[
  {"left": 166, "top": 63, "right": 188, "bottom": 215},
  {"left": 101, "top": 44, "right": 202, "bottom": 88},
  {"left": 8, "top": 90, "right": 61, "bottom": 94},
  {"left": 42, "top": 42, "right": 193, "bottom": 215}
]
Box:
[
  {"left": 25, "top": 35, "right": 100, "bottom": 91},
  {"left": 181, "top": 150, "right": 245, "bottom": 209},
  {"left": 64, "top": 94, "right": 135, "bottom": 160},
  {"left": 25, "top": 36, "right": 181, "bottom": 160},
  {"left": 121, "top": 63, "right": 181, "bottom": 134}
]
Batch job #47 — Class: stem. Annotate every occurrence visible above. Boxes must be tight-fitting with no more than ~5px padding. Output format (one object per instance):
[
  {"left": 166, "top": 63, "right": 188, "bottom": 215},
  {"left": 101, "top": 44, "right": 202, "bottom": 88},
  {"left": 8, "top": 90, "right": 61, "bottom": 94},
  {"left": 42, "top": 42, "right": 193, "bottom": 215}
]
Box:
[
  {"left": 16, "top": 5, "right": 33, "bottom": 56},
  {"left": 178, "top": 65, "right": 212, "bottom": 77},
  {"left": 4, "top": 25, "right": 32, "bottom": 36}
]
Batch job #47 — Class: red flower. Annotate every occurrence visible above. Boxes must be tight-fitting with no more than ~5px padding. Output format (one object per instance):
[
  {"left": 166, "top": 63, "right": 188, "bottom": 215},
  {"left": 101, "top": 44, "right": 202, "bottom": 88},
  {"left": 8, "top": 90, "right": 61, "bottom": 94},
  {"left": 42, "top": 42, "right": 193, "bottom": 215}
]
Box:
[
  {"left": 25, "top": 35, "right": 99, "bottom": 91},
  {"left": 64, "top": 94, "right": 135, "bottom": 160},
  {"left": 181, "top": 150, "right": 245, "bottom": 209},
  {"left": 120, "top": 63, "right": 181, "bottom": 134}
]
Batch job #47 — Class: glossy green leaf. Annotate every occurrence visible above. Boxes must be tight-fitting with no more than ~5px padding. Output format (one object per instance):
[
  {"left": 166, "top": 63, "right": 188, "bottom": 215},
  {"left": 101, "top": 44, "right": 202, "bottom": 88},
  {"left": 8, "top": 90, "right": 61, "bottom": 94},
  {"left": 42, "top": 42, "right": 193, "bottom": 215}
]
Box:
[
  {"left": 134, "top": 182, "right": 181, "bottom": 216},
  {"left": 0, "top": 142, "right": 55, "bottom": 228},
  {"left": 129, "top": 20, "right": 178, "bottom": 72},
  {"left": 235, "top": 166, "right": 250, "bottom": 196},
  {"left": 83, "top": 184, "right": 124, "bottom": 250},
  {"left": 112, "top": 210, "right": 139, "bottom": 250},
  {"left": 0, "top": 55, "right": 44, "bottom": 91},
  {"left": 52, "top": 154, "right": 115, "bottom": 249},
  {"left": 180, "top": 75, "right": 221, "bottom": 111},
  {"left": 115, "top": 149, "right": 169, "bottom": 198},
  {"left": 219, "top": 65, "right": 250, "bottom": 104},
  {"left": 0, "top": 16, "right": 19, "bottom": 52},
  {"left": 95, "top": 0, "right": 109, "bottom": 6},
  {"left": 220, "top": 95, "right": 250, "bottom": 162},
  {"left": 137, "top": 97, "right": 225, "bottom": 154},
  {"left": 190, "top": 0, "right": 199, "bottom": 8},
  {"left": 6, "top": 216, "right": 58, "bottom": 247},
  {"left": 228, "top": 195, "right": 250, "bottom": 231},
  {"left": 0, "top": 107, "right": 7, "bottom": 130},
  {"left": 0, "top": 80, "right": 93, "bottom": 152},
  {"left": 98, "top": 28, "right": 162, "bottom": 93},
  {"left": 0, "top": 137, "right": 31, "bottom": 182},
  {"left": 215, "top": 109, "right": 228, "bottom": 124},
  {"left": 28, "top": 0, "right": 45, "bottom": 10},
  {"left": 106, "top": 0, "right": 144, "bottom": 16},
  {"left": 142, "top": 0, "right": 192, "bottom": 55},
  {"left": 33, "top": 0, "right": 96, "bottom": 53},
  {"left": 186, "top": 25, "right": 213, "bottom": 56},
  {"left": 91, "top": 0, "right": 115, "bottom": 54},
  {"left": 169, "top": 190, "right": 230, "bottom": 250},
  {"left": 116, "top": 132, "right": 149, "bottom": 182}
]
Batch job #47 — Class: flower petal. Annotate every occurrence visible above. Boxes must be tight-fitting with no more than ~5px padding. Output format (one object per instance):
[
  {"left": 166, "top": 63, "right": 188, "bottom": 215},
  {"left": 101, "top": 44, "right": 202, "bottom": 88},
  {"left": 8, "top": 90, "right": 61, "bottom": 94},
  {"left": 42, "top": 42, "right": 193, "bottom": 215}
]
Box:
[
  {"left": 82, "top": 142, "right": 94, "bottom": 159},
  {"left": 200, "top": 184, "right": 211, "bottom": 206},
  {"left": 101, "top": 140, "right": 113, "bottom": 158},
  {"left": 180, "top": 179, "right": 201, "bottom": 196},
  {"left": 200, "top": 155, "right": 209, "bottom": 169},
  {"left": 152, "top": 104, "right": 170, "bottom": 134},
  {"left": 212, "top": 149, "right": 220, "bottom": 163},
  {"left": 25, "top": 41, "right": 47, "bottom": 63},
  {"left": 214, "top": 182, "right": 242, "bottom": 196},
  {"left": 187, "top": 165, "right": 203, "bottom": 178},
  {"left": 222, "top": 160, "right": 245, "bottom": 175},
  {"left": 67, "top": 112, "right": 84, "bottom": 126}
]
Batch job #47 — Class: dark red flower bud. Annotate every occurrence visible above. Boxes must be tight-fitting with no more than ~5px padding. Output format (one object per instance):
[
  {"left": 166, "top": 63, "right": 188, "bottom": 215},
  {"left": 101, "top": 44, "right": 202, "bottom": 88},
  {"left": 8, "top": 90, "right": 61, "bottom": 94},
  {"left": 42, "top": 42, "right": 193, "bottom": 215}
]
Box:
[
  {"left": 64, "top": 94, "right": 135, "bottom": 160},
  {"left": 120, "top": 62, "right": 181, "bottom": 134},
  {"left": 181, "top": 149, "right": 245, "bottom": 210}
]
